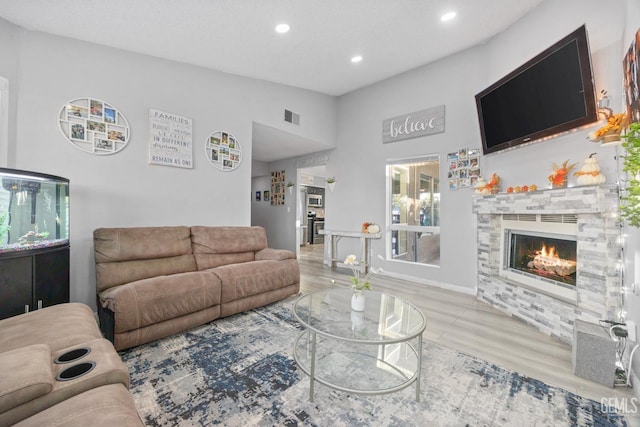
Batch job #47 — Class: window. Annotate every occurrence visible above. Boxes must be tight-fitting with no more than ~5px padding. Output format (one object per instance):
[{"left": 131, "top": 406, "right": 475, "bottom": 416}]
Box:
[{"left": 388, "top": 155, "right": 440, "bottom": 266}]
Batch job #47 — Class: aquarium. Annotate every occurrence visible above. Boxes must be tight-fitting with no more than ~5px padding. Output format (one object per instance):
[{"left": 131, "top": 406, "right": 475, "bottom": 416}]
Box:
[{"left": 0, "top": 168, "right": 69, "bottom": 255}]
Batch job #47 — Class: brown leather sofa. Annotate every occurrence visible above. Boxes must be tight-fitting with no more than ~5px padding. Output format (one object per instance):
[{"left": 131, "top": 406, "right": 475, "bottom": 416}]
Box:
[
  {"left": 94, "top": 226, "right": 300, "bottom": 351},
  {"left": 0, "top": 303, "right": 143, "bottom": 426}
]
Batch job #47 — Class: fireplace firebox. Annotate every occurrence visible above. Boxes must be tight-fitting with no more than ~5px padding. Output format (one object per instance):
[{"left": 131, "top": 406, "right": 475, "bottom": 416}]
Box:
[
  {"left": 507, "top": 231, "right": 577, "bottom": 285},
  {"left": 499, "top": 214, "right": 578, "bottom": 303}
]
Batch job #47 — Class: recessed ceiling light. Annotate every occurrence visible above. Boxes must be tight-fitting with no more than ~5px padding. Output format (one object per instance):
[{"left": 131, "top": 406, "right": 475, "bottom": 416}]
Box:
[
  {"left": 441, "top": 11, "right": 456, "bottom": 22},
  {"left": 351, "top": 55, "right": 363, "bottom": 63},
  {"left": 275, "top": 23, "right": 290, "bottom": 34}
]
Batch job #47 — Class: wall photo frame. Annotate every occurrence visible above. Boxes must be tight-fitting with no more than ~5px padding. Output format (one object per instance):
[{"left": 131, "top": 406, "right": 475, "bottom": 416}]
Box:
[
  {"left": 205, "top": 131, "right": 242, "bottom": 172},
  {"left": 58, "top": 98, "right": 130, "bottom": 155},
  {"left": 447, "top": 147, "right": 481, "bottom": 190},
  {"left": 270, "top": 170, "right": 285, "bottom": 205},
  {"left": 624, "top": 27, "right": 640, "bottom": 124}
]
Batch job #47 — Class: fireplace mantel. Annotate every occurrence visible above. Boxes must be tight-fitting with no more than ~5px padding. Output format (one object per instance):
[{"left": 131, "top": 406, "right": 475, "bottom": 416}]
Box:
[
  {"left": 472, "top": 185, "right": 619, "bottom": 215},
  {"left": 472, "top": 185, "right": 622, "bottom": 344}
]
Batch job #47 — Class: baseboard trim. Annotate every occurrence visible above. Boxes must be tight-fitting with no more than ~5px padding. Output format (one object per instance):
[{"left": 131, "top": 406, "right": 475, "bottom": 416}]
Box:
[{"left": 379, "top": 270, "right": 476, "bottom": 296}]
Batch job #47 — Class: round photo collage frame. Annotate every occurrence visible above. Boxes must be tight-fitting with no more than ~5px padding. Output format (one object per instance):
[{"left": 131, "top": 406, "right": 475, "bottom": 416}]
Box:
[{"left": 204, "top": 131, "right": 242, "bottom": 171}]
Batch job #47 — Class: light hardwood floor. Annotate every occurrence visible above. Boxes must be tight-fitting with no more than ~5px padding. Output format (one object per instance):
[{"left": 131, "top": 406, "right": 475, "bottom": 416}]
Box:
[{"left": 298, "top": 243, "right": 639, "bottom": 423}]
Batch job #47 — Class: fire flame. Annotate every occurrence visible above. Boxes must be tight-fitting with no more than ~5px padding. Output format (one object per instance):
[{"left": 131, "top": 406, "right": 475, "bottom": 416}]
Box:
[{"left": 539, "top": 244, "right": 558, "bottom": 259}]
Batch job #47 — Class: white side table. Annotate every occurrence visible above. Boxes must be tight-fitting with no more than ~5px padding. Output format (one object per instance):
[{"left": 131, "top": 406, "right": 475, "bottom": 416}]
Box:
[{"left": 320, "top": 229, "right": 381, "bottom": 274}]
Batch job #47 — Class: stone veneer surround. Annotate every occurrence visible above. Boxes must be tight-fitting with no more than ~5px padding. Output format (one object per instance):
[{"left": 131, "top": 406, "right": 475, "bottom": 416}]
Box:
[{"left": 472, "top": 185, "right": 622, "bottom": 344}]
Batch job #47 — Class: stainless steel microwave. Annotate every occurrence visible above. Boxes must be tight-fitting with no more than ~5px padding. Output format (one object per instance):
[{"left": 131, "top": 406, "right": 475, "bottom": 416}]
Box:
[{"left": 307, "top": 194, "right": 322, "bottom": 207}]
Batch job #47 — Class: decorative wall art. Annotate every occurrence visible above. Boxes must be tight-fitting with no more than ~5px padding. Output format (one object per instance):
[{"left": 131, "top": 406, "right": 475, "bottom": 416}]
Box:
[
  {"left": 149, "top": 109, "right": 193, "bottom": 169},
  {"left": 447, "top": 147, "right": 481, "bottom": 190},
  {"left": 382, "top": 105, "right": 445, "bottom": 144},
  {"left": 624, "top": 27, "right": 640, "bottom": 124},
  {"left": 270, "top": 170, "right": 286, "bottom": 205},
  {"left": 205, "top": 131, "right": 242, "bottom": 172},
  {"left": 58, "top": 98, "right": 130, "bottom": 155},
  {"left": 263, "top": 190, "right": 270, "bottom": 201}
]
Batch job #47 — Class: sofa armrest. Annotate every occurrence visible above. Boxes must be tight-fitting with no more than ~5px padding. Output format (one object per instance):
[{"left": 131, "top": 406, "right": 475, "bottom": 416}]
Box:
[
  {"left": 0, "top": 344, "right": 53, "bottom": 413},
  {"left": 255, "top": 248, "right": 296, "bottom": 261}
]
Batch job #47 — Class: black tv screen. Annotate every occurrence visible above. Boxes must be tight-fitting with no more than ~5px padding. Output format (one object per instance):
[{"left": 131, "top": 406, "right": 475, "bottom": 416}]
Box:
[{"left": 476, "top": 25, "right": 597, "bottom": 155}]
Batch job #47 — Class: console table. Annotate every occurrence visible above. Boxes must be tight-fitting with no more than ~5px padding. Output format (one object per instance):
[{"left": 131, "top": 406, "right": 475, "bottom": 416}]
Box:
[{"left": 320, "top": 229, "right": 381, "bottom": 274}]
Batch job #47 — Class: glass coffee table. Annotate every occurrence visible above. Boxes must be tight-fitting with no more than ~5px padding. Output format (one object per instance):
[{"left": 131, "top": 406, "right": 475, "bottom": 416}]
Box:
[{"left": 292, "top": 288, "right": 426, "bottom": 402}]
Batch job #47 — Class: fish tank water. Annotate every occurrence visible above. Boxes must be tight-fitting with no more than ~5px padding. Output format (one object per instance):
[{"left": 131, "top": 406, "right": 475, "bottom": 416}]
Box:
[{"left": 0, "top": 168, "right": 69, "bottom": 255}]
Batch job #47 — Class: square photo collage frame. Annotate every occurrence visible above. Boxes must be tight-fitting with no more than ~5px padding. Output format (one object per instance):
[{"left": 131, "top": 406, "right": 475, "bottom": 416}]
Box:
[{"left": 447, "top": 147, "right": 481, "bottom": 190}]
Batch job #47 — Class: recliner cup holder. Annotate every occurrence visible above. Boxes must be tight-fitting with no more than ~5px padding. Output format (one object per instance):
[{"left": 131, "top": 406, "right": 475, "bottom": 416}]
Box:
[
  {"left": 54, "top": 347, "right": 91, "bottom": 364},
  {"left": 56, "top": 361, "right": 96, "bottom": 381}
]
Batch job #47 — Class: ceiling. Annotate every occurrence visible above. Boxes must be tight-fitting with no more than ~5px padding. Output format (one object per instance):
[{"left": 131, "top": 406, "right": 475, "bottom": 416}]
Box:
[
  {"left": 251, "top": 122, "right": 334, "bottom": 163},
  {"left": 0, "top": 0, "right": 546, "bottom": 162}
]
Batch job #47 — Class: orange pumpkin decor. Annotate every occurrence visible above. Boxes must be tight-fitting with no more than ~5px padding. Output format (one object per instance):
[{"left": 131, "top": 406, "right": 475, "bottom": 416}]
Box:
[
  {"left": 507, "top": 184, "right": 537, "bottom": 193},
  {"left": 548, "top": 160, "right": 577, "bottom": 188},
  {"left": 476, "top": 173, "right": 501, "bottom": 194}
]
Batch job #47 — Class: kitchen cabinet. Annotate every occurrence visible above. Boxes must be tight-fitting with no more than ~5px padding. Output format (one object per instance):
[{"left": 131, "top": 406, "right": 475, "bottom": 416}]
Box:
[{"left": 0, "top": 245, "right": 70, "bottom": 320}]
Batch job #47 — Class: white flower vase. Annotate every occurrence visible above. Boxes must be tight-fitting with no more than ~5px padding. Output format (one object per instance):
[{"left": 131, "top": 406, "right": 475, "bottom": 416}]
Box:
[
  {"left": 351, "top": 310, "right": 365, "bottom": 331},
  {"left": 351, "top": 292, "right": 365, "bottom": 311}
]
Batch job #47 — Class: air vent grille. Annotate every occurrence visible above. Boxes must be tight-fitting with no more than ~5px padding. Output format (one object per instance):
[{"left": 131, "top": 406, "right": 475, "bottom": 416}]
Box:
[
  {"left": 284, "top": 109, "right": 300, "bottom": 125},
  {"left": 503, "top": 213, "right": 536, "bottom": 221},
  {"left": 541, "top": 214, "right": 578, "bottom": 224}
]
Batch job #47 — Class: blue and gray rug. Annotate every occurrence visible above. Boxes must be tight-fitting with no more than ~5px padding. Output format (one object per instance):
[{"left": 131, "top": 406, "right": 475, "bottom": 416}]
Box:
[{"left": 120, "top": 296, "right": 628, "bottom": 426}]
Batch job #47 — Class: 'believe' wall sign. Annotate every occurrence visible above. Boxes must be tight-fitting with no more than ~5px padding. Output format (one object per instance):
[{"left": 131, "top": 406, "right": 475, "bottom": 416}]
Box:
[{"left": 382, "top": 105, "right": 445, "bottom": 144}]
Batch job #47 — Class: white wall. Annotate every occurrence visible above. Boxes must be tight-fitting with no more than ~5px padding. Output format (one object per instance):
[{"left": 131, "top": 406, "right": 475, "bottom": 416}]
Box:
[
  {"left": 0, "top": 18, "right": 20, "bottom": 167},
  {"left": 251, "top": 157, "right": 300, "bottom": 250},
  {"left": 330, "top": 0, "right": 627, "bottom": 293},
  {"left": 3, "top": 25, "right": 337, "bottom": 308}
]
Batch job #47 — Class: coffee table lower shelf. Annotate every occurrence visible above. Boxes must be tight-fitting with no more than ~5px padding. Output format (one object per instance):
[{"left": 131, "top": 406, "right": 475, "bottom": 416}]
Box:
[{"left": 293, "top": 329, "right": 422, "bottom": 402}]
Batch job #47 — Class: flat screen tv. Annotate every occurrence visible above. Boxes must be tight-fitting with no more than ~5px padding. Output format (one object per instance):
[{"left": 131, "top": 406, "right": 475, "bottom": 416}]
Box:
[{"left": 475, "top": 25, "right": 597, "bottom": 155}]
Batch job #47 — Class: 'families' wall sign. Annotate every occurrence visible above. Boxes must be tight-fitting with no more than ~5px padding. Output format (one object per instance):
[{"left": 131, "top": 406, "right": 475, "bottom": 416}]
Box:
[
  {"left": 382, "top": 105, "right": 445, "bottom": 144},
  {"left": 148, "top": 109, "right": 193, "bottom": 169}
]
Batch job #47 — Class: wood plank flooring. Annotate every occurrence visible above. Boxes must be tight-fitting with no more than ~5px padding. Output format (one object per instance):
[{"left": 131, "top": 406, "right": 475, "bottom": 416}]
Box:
[{"left": 298, "top": 243, "right": 638, "bottom": 420}]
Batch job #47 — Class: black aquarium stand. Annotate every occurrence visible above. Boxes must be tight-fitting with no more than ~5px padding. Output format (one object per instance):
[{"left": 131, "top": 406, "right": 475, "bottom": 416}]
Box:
[{"left": 0, "top": 244, "right": 70, "bottom": 320}]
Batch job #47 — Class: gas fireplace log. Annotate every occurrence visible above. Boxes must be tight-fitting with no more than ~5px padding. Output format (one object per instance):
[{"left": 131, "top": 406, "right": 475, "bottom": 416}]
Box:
[{"left": 528, "top": 256, "right": 577, "bottom": 276}]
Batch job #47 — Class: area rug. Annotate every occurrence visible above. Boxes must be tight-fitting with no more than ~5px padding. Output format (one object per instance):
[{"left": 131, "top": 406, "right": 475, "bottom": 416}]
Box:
[{"left": 120, "top": 296, "right": 627, "bottom": 426}]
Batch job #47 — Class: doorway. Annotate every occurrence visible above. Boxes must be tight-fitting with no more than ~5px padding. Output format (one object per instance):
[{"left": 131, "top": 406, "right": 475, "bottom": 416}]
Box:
[{"left": 297, "top": 165, "right": 327, "bottom": 259}]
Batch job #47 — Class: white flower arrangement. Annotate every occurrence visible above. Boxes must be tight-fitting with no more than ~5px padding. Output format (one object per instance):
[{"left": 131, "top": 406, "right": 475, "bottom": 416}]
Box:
[{"left": 343, "top": 254, "right": 382, "bottom": 292}]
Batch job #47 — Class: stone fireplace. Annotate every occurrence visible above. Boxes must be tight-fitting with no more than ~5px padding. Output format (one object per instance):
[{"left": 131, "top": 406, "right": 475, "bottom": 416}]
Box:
[{"left": 472, "top": 185, "right": 622, "bottom": 344}]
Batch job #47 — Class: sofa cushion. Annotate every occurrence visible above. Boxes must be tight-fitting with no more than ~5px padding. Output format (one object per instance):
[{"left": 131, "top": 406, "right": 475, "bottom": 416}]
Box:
[
  {"left": 95, "top": 255, "right": 197, "bottom": 291},
  {"left": 99, "top": 271, "right": 222, "bottom": 333},
  {"left": 94, "top": 226, "right": 193, "bottom": 262},
  {"left": 14, "top": 384, "right": 144, "bottom": 427},
  {"left": 0, "top": 303, "right": 102, "bottom": 353},
  {"left": 209, "top": 259, "right": 300, "bottom": 303},
  {"left": 0, "top": 344, "right": 53, "bottom": 413},
  {"left": 94, "top": 227, "right": 197, "bottom": 292},
  {"left": 255, "top": 248, "right": 297, "bottom": 261},
  {"left": 191, "top": 226, "right": 267, "bottom": 269}
]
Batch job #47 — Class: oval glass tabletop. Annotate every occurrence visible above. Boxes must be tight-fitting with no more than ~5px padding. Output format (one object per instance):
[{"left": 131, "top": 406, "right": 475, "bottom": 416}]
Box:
[{"left": 292, "top": 289, "right": 426, "bottom": 344}]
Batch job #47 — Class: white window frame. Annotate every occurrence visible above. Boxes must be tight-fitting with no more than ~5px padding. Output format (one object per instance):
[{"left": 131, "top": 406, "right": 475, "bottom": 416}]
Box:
[{"left": 385, "top": 154, "right": 441, "bottom": 266}]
